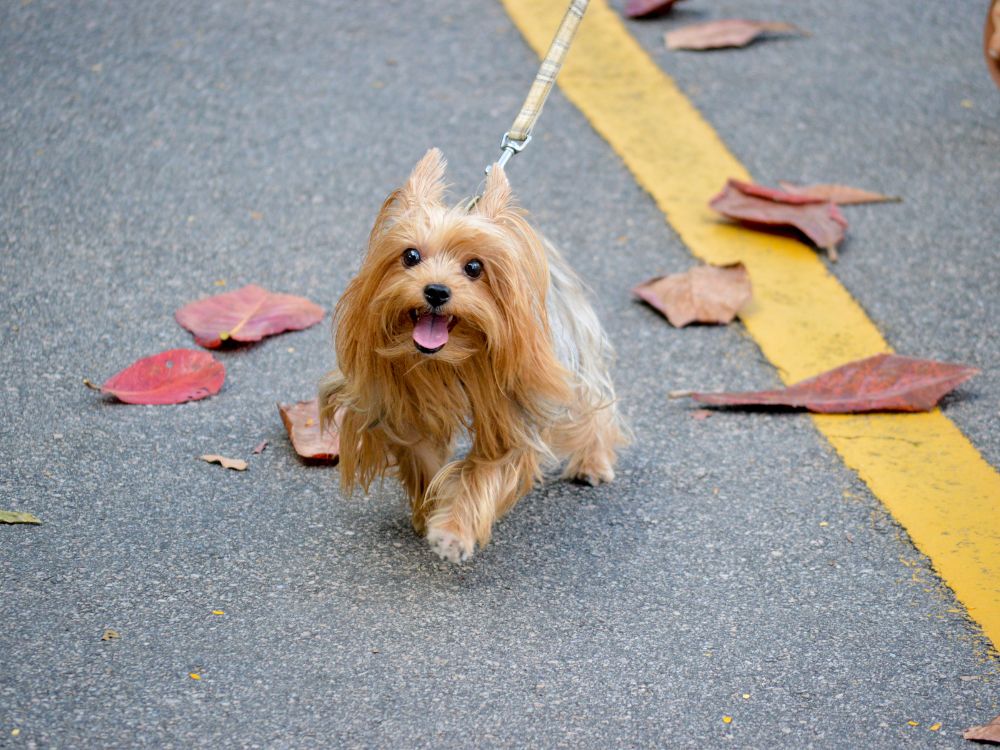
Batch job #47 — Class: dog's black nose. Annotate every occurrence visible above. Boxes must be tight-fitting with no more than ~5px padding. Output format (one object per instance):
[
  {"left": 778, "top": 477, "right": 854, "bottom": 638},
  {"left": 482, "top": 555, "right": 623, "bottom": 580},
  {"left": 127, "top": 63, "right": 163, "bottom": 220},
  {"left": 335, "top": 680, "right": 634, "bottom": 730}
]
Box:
[{"left": 423, "top": 284, "right": 451, "bottom": 308}]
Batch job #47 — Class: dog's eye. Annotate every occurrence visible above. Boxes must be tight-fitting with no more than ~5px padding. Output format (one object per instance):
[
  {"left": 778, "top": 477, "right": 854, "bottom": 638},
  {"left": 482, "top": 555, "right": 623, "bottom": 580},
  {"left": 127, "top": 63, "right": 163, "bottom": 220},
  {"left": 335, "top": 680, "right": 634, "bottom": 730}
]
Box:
[
  {"left": 401, "top": 248, "right": 422, "bottom": 267},
  {"left": 463, "top": 259, "right": 483, "bottom": 279}
]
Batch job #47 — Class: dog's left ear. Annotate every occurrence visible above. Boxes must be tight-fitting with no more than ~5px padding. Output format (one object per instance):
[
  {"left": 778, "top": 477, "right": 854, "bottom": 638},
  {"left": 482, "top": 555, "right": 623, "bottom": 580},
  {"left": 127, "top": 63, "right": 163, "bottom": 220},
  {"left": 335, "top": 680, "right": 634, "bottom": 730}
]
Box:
[{"left": 475, "top": 164, "right": 514, "bottom": 220}]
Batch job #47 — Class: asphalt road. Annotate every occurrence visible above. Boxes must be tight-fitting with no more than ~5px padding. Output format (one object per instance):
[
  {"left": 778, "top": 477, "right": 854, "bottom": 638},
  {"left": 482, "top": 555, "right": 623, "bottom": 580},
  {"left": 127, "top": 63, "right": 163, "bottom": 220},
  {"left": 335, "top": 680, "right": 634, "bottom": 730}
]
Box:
[{"left": 1, "top": 0, "right": 998, "bottom": 747}]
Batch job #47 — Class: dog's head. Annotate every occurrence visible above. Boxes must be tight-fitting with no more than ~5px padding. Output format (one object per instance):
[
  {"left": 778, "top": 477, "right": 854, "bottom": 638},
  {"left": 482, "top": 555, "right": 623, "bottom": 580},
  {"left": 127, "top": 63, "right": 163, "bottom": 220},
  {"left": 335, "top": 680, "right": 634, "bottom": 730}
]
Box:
[{"left": 335, "top": 149, "right": 561, "bottom": 393}]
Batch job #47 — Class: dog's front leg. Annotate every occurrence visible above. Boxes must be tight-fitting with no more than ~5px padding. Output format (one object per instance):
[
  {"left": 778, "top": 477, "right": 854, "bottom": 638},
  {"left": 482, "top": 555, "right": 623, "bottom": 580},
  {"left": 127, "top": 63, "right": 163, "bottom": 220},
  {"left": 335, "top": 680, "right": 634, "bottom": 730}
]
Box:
[
  {"left": 423, "top": 451, "right": 538, "bottom": 563},
  {"left": 393, "top": 440, "right": 450, "bottom": 535}
]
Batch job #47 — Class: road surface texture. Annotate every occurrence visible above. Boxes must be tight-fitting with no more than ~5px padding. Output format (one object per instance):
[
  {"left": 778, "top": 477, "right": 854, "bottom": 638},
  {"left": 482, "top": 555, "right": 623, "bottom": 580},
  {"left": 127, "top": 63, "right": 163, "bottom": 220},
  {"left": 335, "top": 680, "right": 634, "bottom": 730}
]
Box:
[{"left": 2, "top": 0, "right": 997, "bottom": 747}]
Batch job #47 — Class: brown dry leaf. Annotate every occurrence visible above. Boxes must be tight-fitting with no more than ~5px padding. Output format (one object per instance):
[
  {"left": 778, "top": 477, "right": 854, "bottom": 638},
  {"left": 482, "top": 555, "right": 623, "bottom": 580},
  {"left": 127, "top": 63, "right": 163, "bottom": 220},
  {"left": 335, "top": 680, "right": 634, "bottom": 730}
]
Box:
[
  {"left": 777, "top": 181, "right": 901, "bottom": 205},
  {"left": 986, "top": 0, "right": 1000, "bottom": 89},
  {"left": 666, "top": 19, "right": 805, "bottom": 51},
  {"left": 709, "top": 179, "right": 848, "bottom": 260},
  {"left": 199, "top": 454, "right": 248, "bottom": 471},
  {"left": 965, "top": 713, "right": 1000, "bottom": 743},
  {"left": 633, "top": 263, "right": 752, "bottom": 327},
  {"left": 278, "top": 398, "right": 340, "bottom": 461},
  {"left": 691, "top": 353, "right": 978, "bottom": 413},
  {"left": 101, "top": 628, "right": 121, "bottom": 641}
]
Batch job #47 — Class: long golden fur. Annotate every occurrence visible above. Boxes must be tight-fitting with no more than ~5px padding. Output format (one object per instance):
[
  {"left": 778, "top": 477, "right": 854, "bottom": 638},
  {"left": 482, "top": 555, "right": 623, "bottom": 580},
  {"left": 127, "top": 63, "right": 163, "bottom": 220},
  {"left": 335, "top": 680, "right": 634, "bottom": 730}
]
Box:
[{"left": 320, "top": 149, "right": 625, "bottom": 562}]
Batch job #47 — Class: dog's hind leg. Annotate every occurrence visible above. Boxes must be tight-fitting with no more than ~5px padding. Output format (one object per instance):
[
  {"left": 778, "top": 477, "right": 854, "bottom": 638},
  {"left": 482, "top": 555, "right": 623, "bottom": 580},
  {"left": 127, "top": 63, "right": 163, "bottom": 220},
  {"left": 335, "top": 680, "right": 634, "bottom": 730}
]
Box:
[{"left": 553, "top": 398, "right": 623, "bottom": 487}]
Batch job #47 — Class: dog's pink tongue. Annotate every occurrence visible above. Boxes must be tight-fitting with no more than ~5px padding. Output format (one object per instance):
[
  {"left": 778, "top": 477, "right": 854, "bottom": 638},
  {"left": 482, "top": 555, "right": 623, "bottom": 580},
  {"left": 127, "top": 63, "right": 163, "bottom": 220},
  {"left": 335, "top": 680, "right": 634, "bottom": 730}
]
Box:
[{"left": 413, "top": 313, "right": 449, "bottom": 350}]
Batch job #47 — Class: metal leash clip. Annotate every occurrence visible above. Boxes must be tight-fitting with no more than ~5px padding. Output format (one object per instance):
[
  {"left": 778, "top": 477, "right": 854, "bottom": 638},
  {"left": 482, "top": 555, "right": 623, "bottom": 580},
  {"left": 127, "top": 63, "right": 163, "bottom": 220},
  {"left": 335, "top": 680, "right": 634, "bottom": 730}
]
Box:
[{"left": 488, "top": 132, "right": 532, "bottom": 174}]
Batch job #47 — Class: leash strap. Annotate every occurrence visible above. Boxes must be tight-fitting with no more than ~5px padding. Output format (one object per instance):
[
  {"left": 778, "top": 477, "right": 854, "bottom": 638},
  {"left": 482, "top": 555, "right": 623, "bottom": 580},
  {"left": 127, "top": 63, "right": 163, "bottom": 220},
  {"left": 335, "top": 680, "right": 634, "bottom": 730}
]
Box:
[{"left": 493, "top": 0, "right": 590, "bottom": 170}]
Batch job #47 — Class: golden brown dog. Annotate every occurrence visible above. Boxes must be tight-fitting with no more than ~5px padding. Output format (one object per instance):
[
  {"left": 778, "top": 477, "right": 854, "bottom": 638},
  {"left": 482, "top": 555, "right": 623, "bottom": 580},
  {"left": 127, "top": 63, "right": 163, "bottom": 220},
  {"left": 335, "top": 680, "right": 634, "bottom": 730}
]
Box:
[{"left": 321, "top": 149, "right": 625, "bottom": 562}]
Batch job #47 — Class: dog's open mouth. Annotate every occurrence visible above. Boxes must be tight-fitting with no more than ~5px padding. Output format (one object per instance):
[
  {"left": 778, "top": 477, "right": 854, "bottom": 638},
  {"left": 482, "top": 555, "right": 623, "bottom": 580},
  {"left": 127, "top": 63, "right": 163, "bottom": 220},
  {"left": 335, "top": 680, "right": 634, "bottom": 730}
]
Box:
[{"left": 410, "top": 310, "right": 457, "bottom": 354}]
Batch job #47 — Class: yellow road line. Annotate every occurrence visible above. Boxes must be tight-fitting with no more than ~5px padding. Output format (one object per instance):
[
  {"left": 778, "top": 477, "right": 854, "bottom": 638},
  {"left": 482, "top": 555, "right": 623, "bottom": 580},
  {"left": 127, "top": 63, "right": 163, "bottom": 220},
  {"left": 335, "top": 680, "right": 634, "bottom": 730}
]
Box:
[{"left": 501, "top": 0, "right": 1000, "bottom": 648}]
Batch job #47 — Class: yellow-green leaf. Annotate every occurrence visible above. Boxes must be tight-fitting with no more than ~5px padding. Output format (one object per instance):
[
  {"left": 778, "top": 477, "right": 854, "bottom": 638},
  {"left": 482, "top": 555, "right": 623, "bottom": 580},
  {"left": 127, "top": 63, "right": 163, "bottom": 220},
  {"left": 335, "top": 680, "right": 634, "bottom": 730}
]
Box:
[{"left": 0, "top": 510, "right": 42, "bottom": 525}]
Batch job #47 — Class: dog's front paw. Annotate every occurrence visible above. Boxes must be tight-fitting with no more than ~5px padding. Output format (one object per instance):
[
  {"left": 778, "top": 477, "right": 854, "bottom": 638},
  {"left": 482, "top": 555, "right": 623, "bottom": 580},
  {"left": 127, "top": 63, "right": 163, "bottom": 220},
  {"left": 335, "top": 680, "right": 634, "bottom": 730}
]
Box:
[{"left": 426, "top": 522, "right": 474, "bottom": 564}]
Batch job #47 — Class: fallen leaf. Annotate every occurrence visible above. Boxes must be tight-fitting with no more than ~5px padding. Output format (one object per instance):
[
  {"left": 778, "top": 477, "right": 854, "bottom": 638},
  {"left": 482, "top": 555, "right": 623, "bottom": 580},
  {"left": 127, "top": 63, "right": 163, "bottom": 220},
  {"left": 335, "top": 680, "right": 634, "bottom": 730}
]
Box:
[
  {"left": 189, "top": 673, "right": 201, "bottom": 681},
  {"left": 666, "top": 19, "right": 805, "bottom": 51},
  {"left": 252, "top": 440, "right": 268, "bottom": 455},
  {"left": 625, "top": 0, "right": 685, "bottom": 19},
  {"left": 279, "top": 398, "right": 340, "bottom": 461},
  {"left": 87, "top": 349, "right": 225, "bottom": 405},
  {"left": 101, "top": 628, "right": 120, "bottom": 641},
  {"left": 199, "top": 454, "right": 248, "bottom": 471},
  {"left": 986, "top": 0, "right": 1000, "bottom": 88},
  {"left": 709, "top": 179, "right": 848, "bottom": 260},
  {"left": 0, "top": 510, "right": 42, "bottom": 525},
  {"left": 633, "top": 263, "right": 751, "bottom": 327},
  {"left": 175, "top": 284, "right": 325, "bottom": 349},
  {"left": 690, "top": 353, "right": 978, "bottom": 413},
  {"left": 965, "top": 713, "right": 1000, "bottom": 743},
  {"left": 777, "top": 181, "right": 900, "bottom": 205}
]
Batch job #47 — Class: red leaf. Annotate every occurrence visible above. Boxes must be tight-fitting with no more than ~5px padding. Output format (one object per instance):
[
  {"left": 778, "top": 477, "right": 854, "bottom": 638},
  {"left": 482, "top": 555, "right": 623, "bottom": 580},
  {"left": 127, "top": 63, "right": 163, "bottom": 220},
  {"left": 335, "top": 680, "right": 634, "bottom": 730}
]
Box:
[
  {"left": 633, "top": 263, "right": 752, "bottom": 327},
  {"left": 93, "top": 349, "right": 225, "bottom": 405},
  {"left": 776, "top": 181, "right": 901, "bottom": 205},
  {"left": 175, "top": 284, "right": 325, "bottom": 349},
  {"left": 709, "top": 179, "right": 848, "bottom": 260},
  {"left": 965, "top": 712, "right": 1000, "bottom": 743},
  {"left": 625, "top": 0, "right": 685, "bottom": 19},
  {"left": 666, "top": 19, "right": 805, "bottom": 51},
  {"left": 278, "top": 398, "right": 340, "bottom": 461},
  {"left": 691, "top": 354, "right": 978, "bottom": 413}
]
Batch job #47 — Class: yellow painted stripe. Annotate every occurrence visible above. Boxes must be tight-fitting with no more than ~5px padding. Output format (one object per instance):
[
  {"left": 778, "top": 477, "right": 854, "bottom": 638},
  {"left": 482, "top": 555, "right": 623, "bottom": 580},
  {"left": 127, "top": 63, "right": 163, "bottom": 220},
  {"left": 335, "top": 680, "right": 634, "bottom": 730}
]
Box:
[{"left": 501, "top": 0, "right": 1000, "bottom": 648}]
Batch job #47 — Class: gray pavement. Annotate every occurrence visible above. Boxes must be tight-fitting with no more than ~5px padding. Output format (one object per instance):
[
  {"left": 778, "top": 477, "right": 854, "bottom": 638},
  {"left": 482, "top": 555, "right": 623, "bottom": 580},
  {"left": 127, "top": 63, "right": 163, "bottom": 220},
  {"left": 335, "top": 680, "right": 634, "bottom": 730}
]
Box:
[{"left": 1, "top": 0, "right": 998, "bottom": 747}]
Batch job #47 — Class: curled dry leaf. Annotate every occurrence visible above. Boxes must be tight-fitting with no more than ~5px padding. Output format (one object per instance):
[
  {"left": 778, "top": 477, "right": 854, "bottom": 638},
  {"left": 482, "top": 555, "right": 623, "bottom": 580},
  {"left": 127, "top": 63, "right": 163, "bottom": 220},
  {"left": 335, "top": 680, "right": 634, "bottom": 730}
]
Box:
[
  {"left": 633, "top": 263, "right": 751, "bottom": 327},
  {"left": 666, "top": 19, "right": 805, "bottom": 51},
  {"left": 965, "top": 712, "right": 1000, "bottom": 743},
  {"left": 175, "top": 284, "right": 325, "bottom": 349},
  {"left": 709, "top": 179, "right": 847, "bottom": 260},
  {"left": 101, "top": 628, "right": 121, "bottom": 641},
  {"left": 88, "top": 349, "right": 225, "bottom": 405},
  {"left": 691, "top": 353, "right": 978, "bottom": 414},
  {"left": 0, "top": 510, "right": 42, "bottom": 525},
  {"left": 625, "top": 0, "right": 685, "bottom": 19},
  {"left": 279, "top": 398, "right": 340, "bottom": 461},
  {"left": 777, "top": 181, "right": 900, "bottom": 205},
  {"left": 199, "top": 454, "right": 248, "bottom": 471},
  {"left": 986, "top": 0, "right": 1000, "bottom": 89}
]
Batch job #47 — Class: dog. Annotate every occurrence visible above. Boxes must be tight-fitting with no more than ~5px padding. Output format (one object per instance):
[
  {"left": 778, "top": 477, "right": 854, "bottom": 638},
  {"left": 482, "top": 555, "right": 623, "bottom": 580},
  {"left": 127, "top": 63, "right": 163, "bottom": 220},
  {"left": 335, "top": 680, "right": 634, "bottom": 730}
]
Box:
[{"left": 320, "top": 148, "right": 626, "bottom": 562}]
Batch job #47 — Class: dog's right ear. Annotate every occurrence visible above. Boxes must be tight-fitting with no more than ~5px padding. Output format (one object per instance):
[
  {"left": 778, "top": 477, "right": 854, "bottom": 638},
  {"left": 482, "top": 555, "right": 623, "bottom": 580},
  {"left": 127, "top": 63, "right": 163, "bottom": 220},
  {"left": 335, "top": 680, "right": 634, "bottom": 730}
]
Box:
[
  {"left": 369, "top": 149, "right": 448, "bottom": 239},
  {"left": 400, "top": 148, "right": 448, "bottom": 209}
]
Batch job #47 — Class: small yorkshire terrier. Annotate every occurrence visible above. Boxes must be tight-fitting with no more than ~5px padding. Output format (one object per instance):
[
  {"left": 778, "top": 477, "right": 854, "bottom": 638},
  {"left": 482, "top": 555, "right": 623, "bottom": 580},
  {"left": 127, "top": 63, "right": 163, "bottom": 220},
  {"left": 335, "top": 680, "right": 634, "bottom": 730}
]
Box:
[{"left": 320, "top": 149, "right": 626, "bottom": 562}]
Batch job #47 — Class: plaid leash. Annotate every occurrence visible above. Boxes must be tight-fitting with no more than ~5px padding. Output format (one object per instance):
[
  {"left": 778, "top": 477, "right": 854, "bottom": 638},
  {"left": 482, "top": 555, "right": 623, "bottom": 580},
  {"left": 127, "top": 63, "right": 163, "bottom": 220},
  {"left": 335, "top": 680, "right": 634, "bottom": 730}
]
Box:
[{"left": 493, "top": 0, "right": 590, "bottom": 170}]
